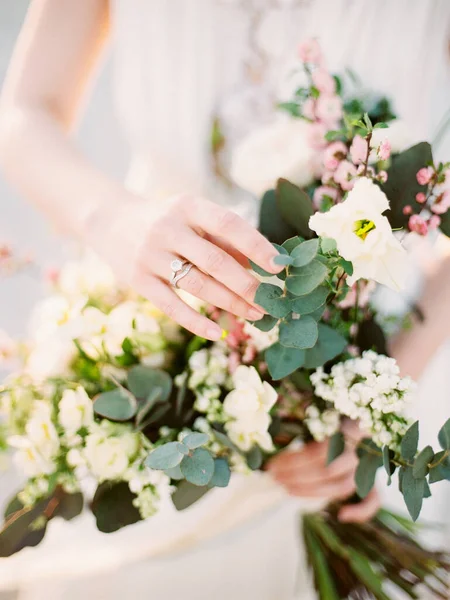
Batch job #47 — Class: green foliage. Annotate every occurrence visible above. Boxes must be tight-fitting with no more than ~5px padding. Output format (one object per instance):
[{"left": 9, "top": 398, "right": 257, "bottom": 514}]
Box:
[
  {"left": 246, "top": 445, "right": 263, "bottom": 470},
  {"left": 251, "top": 314, "right": 278, "bottom": 332},
  {"left": 282, "top": 235, "right": 304, "bottom": 253},
  {"left": 254, "top": 283, "right": 291, "bottom": 318},
  {"left": 438, "top": 418, "right": 450, "bottom": 450},
  {"left": 290, "top": 286, "right": 329, "bottom": 315},
  {"left": 382, "top": 446, "right": 396, "bottom": 485},
  {"left": 258, "top": 189, "right": 297, "bottom": 244},
  {"left": 401, "top": 421, "right": 419, "bottom": 462},
  {"left": 355, "top": 440, "right": 383, "bottom": 498},
  {"left": 356, "top": 318, "right": 388, "bottom": 355},
  {"left": 127, "top": 366, "right": 172, "bottom": 401},
  {"left": 276, "top": 179, "right": 314, "bottom": 239},
  {"left": 182, "top": 432, "right": 209, "bottom": 450},
  {"left": 291, "top": 239, "right": 319, "bottom": 267},
  {"left": 91, "top": 482, "right": 141, "bottom": 533},
  {"left": 412, "top": 445, "right": 434, "bottom": 479},
  {"left": 265, "top": 343, "right": 305, "bottom": 380},
  {"left": 401, "top": 467, "right": 425, "bottom": 521},
  {"left": 303, "top": 324, "right": 347, "bottom": 369},
  {"left": 286, "top": 260, "right": 329, "bottom": 296},
  {"left": 381, "top": 142, "right": 433, "bottom": 229},
  {"left": 279, "top": 316, "right": 318, "bottom": 349},
  {"left": 172, "top": 482, "right": 210, "bottom": 511},
  {"left": 145, "top": 442, "right": 187, "bottom": 470},
  {"left": 180, "top": 448, "right": 215, "bottom": 486},
  {"left": 93, "top": 388, "right": 137, "bottom": 422},
  {"left": 210, "top": 458, "right": 231, "bottom": 488},
  {"left": 327, "top": 432, "right": 345, "bottom": 465}
]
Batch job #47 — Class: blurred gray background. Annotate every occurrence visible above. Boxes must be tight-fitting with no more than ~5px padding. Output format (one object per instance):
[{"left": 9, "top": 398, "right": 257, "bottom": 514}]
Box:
[{"left": 0, "top": 1, "right": 128, "bottom": 514}]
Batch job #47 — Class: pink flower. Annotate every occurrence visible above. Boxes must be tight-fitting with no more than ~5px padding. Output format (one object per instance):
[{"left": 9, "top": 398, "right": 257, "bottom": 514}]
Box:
[
  {"left": 302, "top": 97, "right": 316, "bottom": 121},
  {"left": 298, "top": 39, "right": 323, "bottom": 64},
  {"left": 377, "top": 139, "right": 391, "bottom": 161},
  {"left": 228, "top": 351, "right": 241, "bottom": 374},
  {"left": 334, "top": 160, "right": 357, "bottom": 191},
  {"left": 431, "top": 191, "right": 450, "bottom": 215},
  {"left": 403, "top": 205, "right": 413, "bottom": 215},
  {"left": 408, "top": 214, "right": 428, "bottom": 236},
  {"left": 44, "top": 267, "right": 60, "bottom": 285},
  {"left": 315, "top": 95, "right": 343, "bottom": 126},
  {"left": 321, "top": 170, "right": 335, "bottom": 185},
  {"left": 349, "top": 135, "right": 368, "bottom": 165},
  {"left": 378, "top": 170, "right": 388, "bottom": 183},
  {"left": 313, "top": 185, "right": 339, "bottom": 209},
  {"left": 312, "top": 69, "right": 336, "bottom": 94},
  {"left": 428, "top": 215, "right": 441, "bottom": 230},
  {"left": 415, "top": 192, "right": 427, "bottom": 204},
  {"left": 307, "top": 123, "right": 327, "bottom": 149},
  {"left": 416, "top": 167, "right": 433, "bottom": 186},
  {"left": 323, "top": 141, "right": 347, "bottom": 171}
]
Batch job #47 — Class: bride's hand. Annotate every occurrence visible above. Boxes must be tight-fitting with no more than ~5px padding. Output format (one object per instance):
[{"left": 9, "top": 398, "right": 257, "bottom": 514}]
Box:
[
  {"left": 267, "top": 440, "right": 381, "bottom": 523},
  {"left": 84, "top": 193, "right": 282, "bottom": 340}
]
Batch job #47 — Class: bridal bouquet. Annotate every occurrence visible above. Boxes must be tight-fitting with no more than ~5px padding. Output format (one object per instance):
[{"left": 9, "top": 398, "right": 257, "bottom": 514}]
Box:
[{"left": 1, "top": 39, "right": 450, "bottom": 599}]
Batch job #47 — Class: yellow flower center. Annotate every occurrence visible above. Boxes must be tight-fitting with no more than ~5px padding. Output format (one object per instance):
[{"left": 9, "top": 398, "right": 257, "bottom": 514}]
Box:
[{"left": 353, "top": 219, "right": 376, "bottom": 240}]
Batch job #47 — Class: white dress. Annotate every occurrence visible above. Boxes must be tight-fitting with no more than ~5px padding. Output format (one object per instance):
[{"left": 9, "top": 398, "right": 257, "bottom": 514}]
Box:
[{"left": 2, "top": 1, "right": 450, "bottom": 598}]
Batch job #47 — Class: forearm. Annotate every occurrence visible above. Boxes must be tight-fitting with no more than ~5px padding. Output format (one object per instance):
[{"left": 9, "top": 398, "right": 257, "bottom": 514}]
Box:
[
  {"left": 0, "top": 103, "right": 137, "bottom": 238},
  {"left": 390, "top": 254, "right": 450, "bottom": 380}
]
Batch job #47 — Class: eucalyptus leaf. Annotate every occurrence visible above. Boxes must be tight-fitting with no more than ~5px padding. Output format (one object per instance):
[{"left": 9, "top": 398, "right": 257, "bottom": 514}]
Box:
[
  {"left": 135, "top": 388, "right": 162, "bottom": 425},
  {"left": 91, "top": 482, "right": 141, "bottom": 533},
  {"left": 355, "top": 441, "right": 383, "bottom": 498},
  {"left": 401, "top": 466, "right": 425, "bottom": 521},
  {"left": 291, "top": 239, "right": 319, "bottom": 267},
  {"left": 412, "top": 445, "right": 434, "bottom": 479},
  {"left": 290, "top": 286, "right": 329, "bottom": 315},
  {"left": 265, "top": 343, "right": 305, "bottom": 380},
  {"left": 327, "top": 432, "right": 345, "bottom": 465},
  {"left": 251, "top": 314, "right": 278, "bottom": 332},
  {"left": 382, "top": 446, "right": 395, "bottom": 486},
  {"left": 273, "top": 254, "right": 294, "bottom": 266},
  {"left": 180, "top": 448, "right": 215, "bottom": 486},
  {"left": 438, "top": 418, "right": 450, "bottom": 450},
  {"left": 428, "top": 452, "right": 450, "bottom": 484},
  {"left": 172, "top": 481, "right": 210, "bottom": 511},
  {"left": 320, "top": 237, "right": 337, "bottom": 254},
  {"left": 209, "top": 458, "right": 231, "bottom": 488},
  {"left": 145, "top": 442, "right": 187, "bottom": 470},
  {"left": 93, "top": 388, "right": 137, "bottom": 422},
  {"left": 401, "top": 421, "right": 419, "bottom": 462},
  {"left": 246, "top": 445, "right": 263, "bottom": 470},
  {"left": 276, "top": 179, "right": 314, "bottom": 239},
  {"left": 303, "top": 324, "right": 347, "bottom": 369},
  {"left": 279, "top": 317, "right": 318, "bottom": 349},
  {"left": 282, "top": 236, "right": 304, "bottom": 253},
  {"left": 254, "top": 283, "right": 291, "bottom": 318},
  {"left": 259, "top": 189, "right": 297, "bottom": 245},
  {"left": 286, "top": 260, "right": 328, "bottom": 296},
  {"left": 164, "top": 465, "right": 184, "bottom": 480},
  {"left": 249, "top": 260, "right": 272, "bottom": 278},
  {"left": 127, "top": 366, "right": 172, "bottom": 402},
  {"left": 182, "top": 432, "right": 209, "bottom": 450}
]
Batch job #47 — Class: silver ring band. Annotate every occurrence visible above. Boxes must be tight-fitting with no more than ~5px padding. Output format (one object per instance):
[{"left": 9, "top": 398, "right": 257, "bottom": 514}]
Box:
[{"left": 170, "top": 259, "right": 193, "bottom": 288}]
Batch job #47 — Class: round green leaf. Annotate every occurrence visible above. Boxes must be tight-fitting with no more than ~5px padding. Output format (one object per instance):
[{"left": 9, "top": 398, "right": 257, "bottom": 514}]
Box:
[
  {"left": 286, "top": 260, "right": 328, "bottom": 296},
  {"left": 93, "top": 388, "right": 137, "bottom": 422},
  {"left": 412, "top": 445, "right": 434, "bottom": 479},
  {"left": 290, "top": 286, "right": 329, "bottom": 315},
  {"left": 401, "top": 421, "right": 419, "bottom": 462},
  {"left": 209, "top": 458, "right": 231, "bottom": 488},
  {"left": 180, "top": 448, "right": 215, "bottom": 486},
  {"left": 265, "top": 342, "right": 305, "bottom": 380},
  {"left": 251, "top": 314, "right": 278, "bottom": 332},
  {"left": 254, "top": 283, "right": 291, "bottom": 319},
  {"left": 279, "top": 317, "right": 318, "bottom": 349},
  {"left": 145, "top": 442, "right": 186, "bottom": 470},
  {"left": 182, "top": 432, "right": 209, "bottom": 450},
  {"left": 127, "top": 366, "right": 172, "bottom": 401},
  {"left": 291, "top": 239, "right": 319, "bottom": 267},
  {"left": 303, "top": 324, "right": 347, "bottom": 369},
  {"left": 438, "top": 418, "right": 450, "bottom": 450},
  {"left": 282, "top": 236, "right": 304, "bottom": 253}
]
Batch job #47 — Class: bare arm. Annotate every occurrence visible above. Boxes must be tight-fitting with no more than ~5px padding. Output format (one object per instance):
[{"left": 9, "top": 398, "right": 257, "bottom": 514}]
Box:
[
  {"left": 390, "top": 253, "right": 450, "bottom": 380},
  {"left": 0, "top": 0, "right": 282, "bottom": 339}
]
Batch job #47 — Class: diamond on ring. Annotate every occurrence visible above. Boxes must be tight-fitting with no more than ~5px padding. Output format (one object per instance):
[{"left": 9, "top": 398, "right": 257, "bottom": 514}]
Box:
[
  {"left": 170, "top": 259, "right": 193, "bottom": 288},
  {"left": 171, "top": 259, "right": 185, "bottom": 273}
]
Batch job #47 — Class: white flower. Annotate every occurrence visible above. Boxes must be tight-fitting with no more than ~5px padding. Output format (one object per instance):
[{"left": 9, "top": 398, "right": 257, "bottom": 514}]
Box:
[
  {"left": 103, "top": 301, "right": 163, "bottom": 356},
  {"left": 243, "top": 321, "right": 279, "bottom": 352},
  {"left": 230, "top": 117, "right": 317, "bottom": 196},
  {"left": 26, "top": 336, "right": 76, "bottom": 381},
  {"left": 58, "top": 253, "right": 116, "bottom": 299},
  {"left": 223, "top": 366, "right": 277, "bottom": 452},
  {"left": 305, "top": 406, "right": 340, "bottom": 442},
  {"left": 29, "top": 295, "right": 86, "bottom": 342},
  {"left": 25, "top": 401, "right": 60, "bottom": 460},
  {"left": 309, "top": 177, "right": 408, "bottom": 291},
  {"left": 9, "top": 436, "right": 55, "bottom": 477},
  {"left": 83, "top": 424, "right": 139, "bottom": 482},
  {"left": 59, "top": 387, "right": 93, "bottom": 435},
  {"left": 370, "top": 120, "right": 412, "bottom": 156}
]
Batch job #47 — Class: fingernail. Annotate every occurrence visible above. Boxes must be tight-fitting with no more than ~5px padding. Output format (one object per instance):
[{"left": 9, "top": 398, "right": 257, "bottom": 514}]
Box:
[
  {"left": 248, "top": 308, "right": 264, "bottom": 320},
  {"left": 207, "top": 326, "right": 223, "bottom": 340}
]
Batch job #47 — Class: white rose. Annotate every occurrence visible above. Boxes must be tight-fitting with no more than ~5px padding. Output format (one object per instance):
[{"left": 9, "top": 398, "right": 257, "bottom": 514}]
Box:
[
  {"left": 230, "top": 117, "right": 317, "bottom": 196},
  {"left": 9, "top": 436, "right": 55, "bottom": 477},
  {"left": 370, "top": 120, "right": 412, "bottom": 155},
  {"left": 309, "top": 177, "right": 408, "bottom": 291},
  {"left": 243, "top": 321, "right": 279, "bottom": 352},
  {"left": 59, "top": 386, "right": 93, "bottom": 434},
  {"left": 226, "top": 422, "right": 273, "bottom": 453},
  {"left": 26, "top": 335, "right": 76, "bottom": 381},
  {"left": 84, "top": 434, "right": 130, "bottom": 481},
  {"left": 25, "top": 401, "right": 60, "bottom": 460}
]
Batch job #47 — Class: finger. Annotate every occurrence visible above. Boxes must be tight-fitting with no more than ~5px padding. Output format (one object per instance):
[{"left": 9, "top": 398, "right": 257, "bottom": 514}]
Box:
[
  {"left": 204, "top": 234, "right": 250, "bottom": 269},
  {"left": 339, "top": 489, "right": 381, "bottom": 523},
  {"left": 184, "top": 198, "right": 282, "bottom": 274},
  {"left": 150, "top": 252, "right": 264, "bottom": 321},
  {"left": 173, "top": 230, "right": 263, "bottom": 306},
  {"left": 137, "top": 275, "right": 223, "bottom": 340},
  {"left": 286, "top": 474, "right": 356, "bottom": 500},
  {"left": 267, "top": 442, "right": 328, "bottom": 473},
  {"left": 271, "top": 451, "right": 358, "bottom": 487}
]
